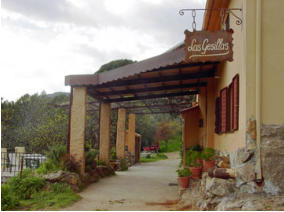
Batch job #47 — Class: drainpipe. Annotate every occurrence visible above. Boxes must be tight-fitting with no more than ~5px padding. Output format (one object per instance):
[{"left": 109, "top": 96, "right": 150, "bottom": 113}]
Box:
[{"left": 255, "top": 0, "right": 262, "bottom": 181}]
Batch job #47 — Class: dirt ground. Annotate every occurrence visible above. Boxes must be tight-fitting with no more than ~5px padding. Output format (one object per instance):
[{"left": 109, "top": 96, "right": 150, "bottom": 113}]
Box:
[{"left": 62, "top": 152, "right": 183, "bottom": 211}]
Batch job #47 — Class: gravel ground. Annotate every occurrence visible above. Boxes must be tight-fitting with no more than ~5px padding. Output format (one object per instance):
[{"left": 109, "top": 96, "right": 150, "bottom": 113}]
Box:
[{"left": 62, "top": 152, "right": 182, "bottom": 211}]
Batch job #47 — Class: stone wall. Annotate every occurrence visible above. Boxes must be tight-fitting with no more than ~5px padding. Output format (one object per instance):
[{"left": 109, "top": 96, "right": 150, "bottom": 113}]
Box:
[
  {"left": 261, "top": 124, "right": 284, "bottom": 194},
  {"left": 125, "top": 151, "right": 135, "bottom": 167},
  {"left": 228, "top": 123, "right": 284, "bottom": 195},
  {"left": 179, "top": 123, "right": 284, "bottom": 210}
]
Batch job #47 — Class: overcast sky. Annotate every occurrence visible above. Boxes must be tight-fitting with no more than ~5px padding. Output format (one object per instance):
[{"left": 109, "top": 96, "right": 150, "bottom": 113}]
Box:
[{"left": 1, "top": 0, "right": 206, "bottom": 101}]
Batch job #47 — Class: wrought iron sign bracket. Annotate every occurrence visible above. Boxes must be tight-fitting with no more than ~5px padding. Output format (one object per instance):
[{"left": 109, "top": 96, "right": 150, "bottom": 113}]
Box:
[{"left": 179, "top": 8, "right": 243, "bottom": 29}]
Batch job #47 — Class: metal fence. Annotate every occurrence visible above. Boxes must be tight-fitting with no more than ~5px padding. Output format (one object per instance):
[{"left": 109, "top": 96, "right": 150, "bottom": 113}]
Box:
[{"left": 1, "top": 152, "right": 46, "bottom": 178}]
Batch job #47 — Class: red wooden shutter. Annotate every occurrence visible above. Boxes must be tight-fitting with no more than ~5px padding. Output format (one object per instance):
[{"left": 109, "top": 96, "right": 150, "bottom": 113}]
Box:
[
  {"left": 229, "top": 83, "right": 233, "bottom": 131},
  {"left": 215, "top": 97, "right": 221, "bottom": 134},
  {"left": 232, "top": 74, "right": 239, "bottom": 130},
  {"left": 220, "top": 87, "right": 229, "bottom": 133}
]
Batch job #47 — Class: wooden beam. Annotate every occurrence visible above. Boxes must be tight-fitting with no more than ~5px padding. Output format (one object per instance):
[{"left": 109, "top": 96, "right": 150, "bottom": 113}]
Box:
[
  {"left": 135, "top": 111, "right": 179, "bottom": 115},
  {"left": 146, "top": 61, "right": 218, "bottom": 73},
  {"left": 91, "top": 70, "right": 215, "bottom": 89},
  {"left": 86, "top": 102, "right": 190, "bottom": 112},
  {"left": 95, "top": 82, "right": 207, "bottom": 96},
  {"left": 104, "top": 91, "right": 198, "bottom": 103}
]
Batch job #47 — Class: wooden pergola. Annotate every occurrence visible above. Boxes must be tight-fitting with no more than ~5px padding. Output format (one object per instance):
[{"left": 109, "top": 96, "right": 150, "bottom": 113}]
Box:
[{"left": 65, "top": 43, "right": 219, "bottom": 175}]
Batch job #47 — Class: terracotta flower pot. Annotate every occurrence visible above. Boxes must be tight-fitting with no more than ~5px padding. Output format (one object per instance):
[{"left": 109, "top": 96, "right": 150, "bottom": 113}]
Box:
[
  {"left": 178, "top": 176, "right": 190, "bottom": 189},
  {"left": 202, "top": 160, "right": 215, "bottom": 172},
  {"left": 196, "top": 159, "right": 203, "bottom": 167},
  {"left": 189, "top": 166, "right": 202, "bottom": 179}
]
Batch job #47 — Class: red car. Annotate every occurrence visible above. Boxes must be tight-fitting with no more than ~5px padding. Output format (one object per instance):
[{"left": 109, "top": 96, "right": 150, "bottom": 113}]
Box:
[{"left": 143, "top": 144, "right": 159, "bottom": 152}]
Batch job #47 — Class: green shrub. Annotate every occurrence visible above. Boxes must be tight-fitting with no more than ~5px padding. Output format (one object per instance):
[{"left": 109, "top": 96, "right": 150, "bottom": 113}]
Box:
[
  {"left": 96, "top": 159, "right": 106, "bottom": 166},
  {"left": 1, "top": 184, "right": 20, "bottom": 211},
  {"left": 146, "top": 154, "right": 151, "bottom": 159},
  {"left": 159, "top": 141, "right": 167, "bottom": 152},
  {"left": 110, "top": 146, "right": 117, "bottom": 160},
  {"left": 64, "top": 156, "right": 81, "bottom": 174},
  {"left": 45, "top": 145, "right": 67, "bottom": 166},
  {"left": 201, "top": 147, "right": 216, "bottom": 161},
  {"left": 176, "top": 167, "right": 192, "bottom": 177},
  {"left": 140, "top": 153, "right": 168, "bottom": 163},
  {"left": 191, "top": 144, "right": 203, "bottom": 152},
  {"left": 1, "top": 168, "right": 80, "bottom": 210},
  {"left": 156, "top": 153, "right": 168, "bottom": 159},
  {"left": 119, "top": 159, "right": 128, "bottom": 171},
  {"left": 6, "top": 169, "right": 46, "bottom": 200},
  {"left": 85, "top": 149, "right": 98, "bottom": 172},
  {"left": 20, "top": 183, "right": 80, "bottom": 210},
  {"left": 36, "top": 160, "right": 60, "bottom": 174},
  {"left": 50, "top": 183, "right": 69, "bottom": 193},
  {"left": 185, "top": 150, "right": 201, "bottom": 167},
  {"left": 159, "top": 135, "right": 182, "bottom": 153}
]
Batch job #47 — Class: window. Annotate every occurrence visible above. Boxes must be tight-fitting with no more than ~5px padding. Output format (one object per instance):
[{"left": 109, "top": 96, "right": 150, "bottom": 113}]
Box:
[
  {"left": 215, "top": 74, "right": 239, "bottom": 134},
  {"left": 215, "top": 97, "right": 221, "bottom": 134},
  {"left": 220, "top": 87, "right": 229, "bottom": 133},
  {"left": 232, "top": 74, "right": 239, "bottom": 131}
]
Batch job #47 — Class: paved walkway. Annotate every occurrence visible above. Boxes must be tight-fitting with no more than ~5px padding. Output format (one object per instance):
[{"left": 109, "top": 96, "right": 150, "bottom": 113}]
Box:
[{"left": 63, "top": 152, "right": 181, "bottom": 211}]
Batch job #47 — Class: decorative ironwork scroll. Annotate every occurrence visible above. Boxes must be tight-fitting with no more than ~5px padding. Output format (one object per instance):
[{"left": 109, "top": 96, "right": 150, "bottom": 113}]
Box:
[{"left": 179, "top": 8, "right": 242, "bottom": 27}]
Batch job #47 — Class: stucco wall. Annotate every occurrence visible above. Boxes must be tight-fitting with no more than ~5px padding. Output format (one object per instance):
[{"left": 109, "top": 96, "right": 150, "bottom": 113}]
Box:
[
  {"left": 207, "top": 0, "right": 284, "bottom": 153},
  {"left": 204, "top": 0, "right": 246, "bottom": 153},
  {"left": 261, "top": 0, "right": 284, "bottom": 124}
]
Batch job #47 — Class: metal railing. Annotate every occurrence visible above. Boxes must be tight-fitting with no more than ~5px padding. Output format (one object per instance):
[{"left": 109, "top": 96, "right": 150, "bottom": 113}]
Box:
[{"left": 1, "top": 152, "right": 46, "bottom": 178}]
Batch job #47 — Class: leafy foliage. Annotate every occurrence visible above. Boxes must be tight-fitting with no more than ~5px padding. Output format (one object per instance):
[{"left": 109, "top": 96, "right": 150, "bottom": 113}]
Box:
[
  {"left": 185, "top": 150, "right": 202, "bottom": 167},
  {"left": 45, "top": 145, "right": 67, "bottom": 166},
  {"left": 154, "top": 121, "right": 174, "bottom": 145},
  {"left": 1, "top": 93, "right": 69, "bottom": 152},
  {"left": 6, "top": 169, "right": 46, "bottom": 200},
  {"left": 19, "top": 183, "right": 80, "bottom": 210},
  {"left": 176, "top": 167, "right": 192, "bottom": 177},
  {"left": 191, "top": 144, "right": 203, "bottom": 152},
  {"left": 36, "top": 145, "right": 67, "bottom": 174},
  {"left": 110, "top": 146, "right": 117, "bottom": 160},
  {"left": 2, "top": 166, "right": 80, "bottom": 210},
  {"left": 159, "top": 134, "right": 182, "bottom": 153},
  {"left": 2, "top": 169, "right": 45, "bottom": 210},
  {"left": 96, "top": 59, "right": 136, "bottom": 73},
  {"left": 35, "top": 160, "right": 60, "bottom": 174},
  {"left": 1, "top": 184, "right": 20, "bottom": 211},
  {"left": 85, "top": 149, "right": 98, "bottom": 172},
  {"left": 201, "top": 147, "right": 216, "bottom": 161},
  {"left": 119, "top": 159, "right": 128, "bottom": 171},
  {"left": 64, "top": 156, "right": 82, "bottom": 174},
  {"left": 140, "top": 153, "right": 168, "bottom": 163}
]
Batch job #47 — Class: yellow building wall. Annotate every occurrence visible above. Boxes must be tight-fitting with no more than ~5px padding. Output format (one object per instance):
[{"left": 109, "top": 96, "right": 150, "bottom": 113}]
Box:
[
  {"left": 261, "top": 0, "right": 284, "bottom": 124},
  {"left": 244, "top": 0, "right": 284, "bottom": 124},
  {"left": 204, "top": 0, "right": 284, "bottom": 153},
  {"left": 203, "top": 0, "right": 246, "bottom": 153}
]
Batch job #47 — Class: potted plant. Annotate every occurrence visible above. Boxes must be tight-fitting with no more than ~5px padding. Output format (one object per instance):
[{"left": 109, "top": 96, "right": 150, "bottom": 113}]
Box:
[
  {"left": 201, "top": 147, "right": 216, "bottom": 172},
  {"left": 186, "top": 150, "right": 202, "bottom": 179},
  {"left": 176, "top": 167, "right": 192, "bottom": 189},
  {"left": 191, "top": 144, "right": 203, "bottom": 166}
]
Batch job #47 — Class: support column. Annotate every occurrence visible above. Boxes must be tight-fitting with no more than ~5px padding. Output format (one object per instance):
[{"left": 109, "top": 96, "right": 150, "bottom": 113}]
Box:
[
  {"left": 128, "top": 114, "right": 136, "bottom": 155},
  {"left": 1, "top": 148, "right": 7, "bottom": 172},
  {"left": 116, "top": 108, "right": 126, "bottom": 159},
  {"left": 181, "top": 114, "right": 186, "bottom": 167},
  {"left": 99, "top": 102, "right": 111, "bottom": 164},
  {"left": 70, "top": 87, "right": 86, "bottom": 176}
]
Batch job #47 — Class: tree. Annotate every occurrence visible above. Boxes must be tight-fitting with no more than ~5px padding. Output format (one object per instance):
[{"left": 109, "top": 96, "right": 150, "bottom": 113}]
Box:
[
  {"left": 1, "top": 93, "right": 69, "bottom": 153},
  {"left": 96, "top": 59, "right": 136, "bottom": 73}
]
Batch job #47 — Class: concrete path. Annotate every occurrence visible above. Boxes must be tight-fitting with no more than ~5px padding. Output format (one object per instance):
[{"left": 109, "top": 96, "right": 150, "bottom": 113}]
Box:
[{"left": 63, "top": 152, "right": 181, "bottom": 211}]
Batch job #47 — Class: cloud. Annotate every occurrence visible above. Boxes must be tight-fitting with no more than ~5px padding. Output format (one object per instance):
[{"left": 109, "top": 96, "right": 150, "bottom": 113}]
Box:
[{"left": 1, "top": 0, "right": 206, "bottom": 101}]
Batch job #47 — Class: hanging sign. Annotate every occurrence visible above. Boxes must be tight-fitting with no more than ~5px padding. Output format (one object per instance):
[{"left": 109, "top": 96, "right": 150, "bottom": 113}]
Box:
[{"left": 184, "top": 30, "right": 233, "bottom": 63}]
